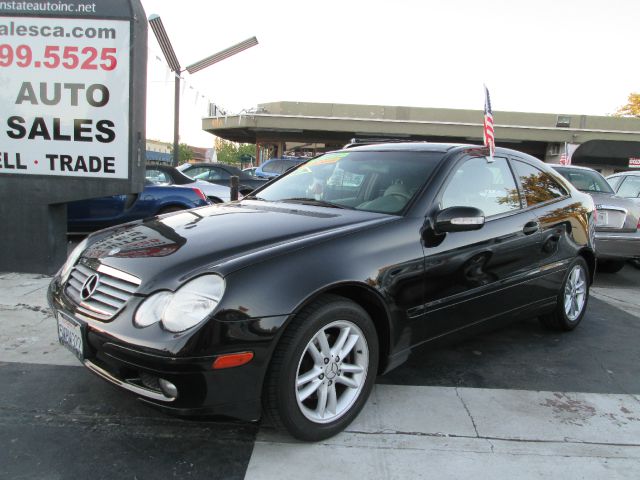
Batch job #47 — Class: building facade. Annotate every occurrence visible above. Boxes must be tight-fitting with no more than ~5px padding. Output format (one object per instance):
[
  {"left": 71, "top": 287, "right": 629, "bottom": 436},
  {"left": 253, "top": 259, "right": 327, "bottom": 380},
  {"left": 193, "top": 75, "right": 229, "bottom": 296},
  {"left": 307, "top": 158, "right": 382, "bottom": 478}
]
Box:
[{"left": 202, "top": 101, "right": 640, "bottom": 176}]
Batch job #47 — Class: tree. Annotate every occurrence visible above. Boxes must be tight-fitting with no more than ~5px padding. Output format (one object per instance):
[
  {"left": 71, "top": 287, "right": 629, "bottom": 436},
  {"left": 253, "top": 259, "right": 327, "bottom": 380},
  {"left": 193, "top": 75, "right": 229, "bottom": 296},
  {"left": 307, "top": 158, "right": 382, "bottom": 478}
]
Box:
[
  {"left": 170, "top": 143, "right": 194, "bottom": 165},
  {"left": 614, "top": 93, "right": 640, "bottom": 117},
  {"left": 215, "top": 138, "right": 255, "bottom": 165}
]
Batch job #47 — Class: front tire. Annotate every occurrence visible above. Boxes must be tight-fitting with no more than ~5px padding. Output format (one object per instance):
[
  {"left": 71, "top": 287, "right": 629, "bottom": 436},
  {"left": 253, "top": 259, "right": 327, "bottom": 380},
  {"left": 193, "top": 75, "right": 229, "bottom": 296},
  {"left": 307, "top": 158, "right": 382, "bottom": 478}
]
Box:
[
  {"left": 540, "top": 257, "right": 589, "bottom": 331},
  {"left": 263, "top": 294, "right": 378, "bottom": 441}
]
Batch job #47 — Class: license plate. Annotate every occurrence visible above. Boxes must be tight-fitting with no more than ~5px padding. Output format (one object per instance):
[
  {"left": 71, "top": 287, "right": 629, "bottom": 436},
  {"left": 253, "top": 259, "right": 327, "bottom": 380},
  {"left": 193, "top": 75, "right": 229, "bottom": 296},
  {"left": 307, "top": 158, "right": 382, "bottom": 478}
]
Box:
[{"left": 57, "top": 313, "right": 84, "bottom": 362}]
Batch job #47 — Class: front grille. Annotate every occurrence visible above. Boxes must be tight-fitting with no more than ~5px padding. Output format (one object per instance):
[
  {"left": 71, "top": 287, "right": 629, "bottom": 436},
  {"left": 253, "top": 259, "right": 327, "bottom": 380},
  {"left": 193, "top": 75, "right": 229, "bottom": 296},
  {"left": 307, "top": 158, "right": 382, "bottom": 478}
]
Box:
[{"left": 65, "top": 262, "right": 141, "bottom": 320}]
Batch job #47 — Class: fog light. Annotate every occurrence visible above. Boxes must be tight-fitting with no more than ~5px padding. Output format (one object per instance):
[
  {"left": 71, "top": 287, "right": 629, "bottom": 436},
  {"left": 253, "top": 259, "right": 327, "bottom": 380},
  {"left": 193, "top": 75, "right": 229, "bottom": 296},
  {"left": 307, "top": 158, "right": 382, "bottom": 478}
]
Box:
[{"left": 158, "top": 378, "right": 178, "bottom": 399}]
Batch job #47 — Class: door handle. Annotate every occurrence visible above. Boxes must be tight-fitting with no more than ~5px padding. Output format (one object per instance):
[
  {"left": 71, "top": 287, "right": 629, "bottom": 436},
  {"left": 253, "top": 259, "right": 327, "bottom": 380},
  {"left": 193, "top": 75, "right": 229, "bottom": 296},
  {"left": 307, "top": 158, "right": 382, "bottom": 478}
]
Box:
[{"left": 523, "top": 221, "right": 539, "bottom": 235}]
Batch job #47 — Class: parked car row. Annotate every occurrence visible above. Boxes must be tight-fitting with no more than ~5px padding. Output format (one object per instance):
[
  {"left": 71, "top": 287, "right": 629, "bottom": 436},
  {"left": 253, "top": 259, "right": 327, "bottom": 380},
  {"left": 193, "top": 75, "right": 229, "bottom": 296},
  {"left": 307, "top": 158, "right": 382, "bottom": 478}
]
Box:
[
  {"left": 145, "top": 165, "right": 232, "bottom": 203},
  {"left": 67, "top": 176, "right": 211, "bottom": 234},
  {"left": 552, "top": 165, "right": 640, "bottom": 273},
  {"left": 179, "top": 162, "right": 268, "bottom": 194},
  {"left": 51, "top": 142, "right": 597, "bottom": 441},
  {"left": 253, "top": 157, "right": 308, "bottom": 179}
]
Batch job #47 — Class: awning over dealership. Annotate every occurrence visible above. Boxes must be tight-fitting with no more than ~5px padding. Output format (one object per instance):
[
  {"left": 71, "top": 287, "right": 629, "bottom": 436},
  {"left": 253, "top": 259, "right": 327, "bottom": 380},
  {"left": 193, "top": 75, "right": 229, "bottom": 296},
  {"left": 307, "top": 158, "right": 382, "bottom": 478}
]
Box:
[
  {"left": 201, "top": 101, "right": 640, "bottom": 169},
  {"left": 145, "top": 150, "right": 173, "bottom": 164},
  {"left": 573, "top": 140, "right": 640, "bottom": 169}
]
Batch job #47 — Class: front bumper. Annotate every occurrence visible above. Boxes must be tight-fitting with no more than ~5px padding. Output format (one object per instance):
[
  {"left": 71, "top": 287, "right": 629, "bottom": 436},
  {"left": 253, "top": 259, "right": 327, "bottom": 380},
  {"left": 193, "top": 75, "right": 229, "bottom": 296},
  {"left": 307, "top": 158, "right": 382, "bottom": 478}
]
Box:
[
  {"left": 49, "top": 278, "right": 288, "bottom": 421},
  {"left": 595, "top": 230, "right": 640, "bottom": 260}
]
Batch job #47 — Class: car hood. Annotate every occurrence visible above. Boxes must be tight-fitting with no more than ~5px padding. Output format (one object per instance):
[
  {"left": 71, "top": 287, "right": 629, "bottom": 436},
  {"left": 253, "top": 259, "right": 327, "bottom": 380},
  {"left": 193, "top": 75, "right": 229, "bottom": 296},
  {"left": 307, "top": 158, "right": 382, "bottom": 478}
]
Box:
[{"left": 80, "top": 200, "right": 394, "bottom": 292}]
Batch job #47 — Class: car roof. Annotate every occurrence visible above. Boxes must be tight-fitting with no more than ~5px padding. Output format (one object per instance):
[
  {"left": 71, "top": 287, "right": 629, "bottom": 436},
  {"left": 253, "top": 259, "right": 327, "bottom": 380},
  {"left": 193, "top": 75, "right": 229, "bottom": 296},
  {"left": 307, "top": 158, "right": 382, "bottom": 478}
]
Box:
[
  {"left": 262, "top": 157, "right": 306, "bottom": 162},
  {"left": 550, "top": 164, "right": 598, "bottom": 172},
  {"left": 608, "top": 170, "right": 640, "bottom": 177},
  {"left": 334, "top": 142, "right": 549, "bottom": 164},
  {"left": 183, "top": 162, "right": 236, "bottom": 169},
  {"left": 341, "top": 142, "right": 461, "bottom": 152},
  {"left": 145, "top": 164, "right": 196, "bottom": 184}
]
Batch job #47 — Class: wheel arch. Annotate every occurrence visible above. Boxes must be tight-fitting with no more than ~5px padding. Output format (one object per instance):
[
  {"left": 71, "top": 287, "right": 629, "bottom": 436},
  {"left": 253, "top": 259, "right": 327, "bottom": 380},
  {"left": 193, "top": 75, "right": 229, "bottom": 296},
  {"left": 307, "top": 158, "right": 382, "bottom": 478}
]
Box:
[
  {"left": 287, "top": 282, "right": 394, "bottom": 375},
  {"left": 579, "top": 247, "right": 596, "bottom": 284},
  {"left": 156, "top": 204, "right": 187, "bottom": 215}
]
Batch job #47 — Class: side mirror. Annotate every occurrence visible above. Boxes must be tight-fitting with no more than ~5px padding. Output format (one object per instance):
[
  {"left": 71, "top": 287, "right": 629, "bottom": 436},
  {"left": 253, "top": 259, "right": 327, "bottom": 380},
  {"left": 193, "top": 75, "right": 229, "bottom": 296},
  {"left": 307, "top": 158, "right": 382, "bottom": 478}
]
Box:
[{"left": 436, "top": 206, "right": 485, "bottom": 233}]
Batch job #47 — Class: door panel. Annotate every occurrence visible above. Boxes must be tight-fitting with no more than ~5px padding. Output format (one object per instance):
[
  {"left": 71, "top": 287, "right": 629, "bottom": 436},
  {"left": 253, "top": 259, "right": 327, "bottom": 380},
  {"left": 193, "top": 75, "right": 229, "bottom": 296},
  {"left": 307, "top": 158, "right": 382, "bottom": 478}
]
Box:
[
  {"left": 419, "top": 210, "right": 541, "bottom": 340},
  {"left": 415, "top": 155, "right": 542, "bottom": 343}
]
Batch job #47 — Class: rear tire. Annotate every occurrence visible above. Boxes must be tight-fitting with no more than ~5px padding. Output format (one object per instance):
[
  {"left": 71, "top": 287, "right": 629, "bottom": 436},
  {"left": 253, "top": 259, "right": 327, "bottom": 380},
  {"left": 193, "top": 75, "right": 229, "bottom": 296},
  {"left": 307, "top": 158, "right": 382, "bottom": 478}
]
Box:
[
  {"left": 263, "top": 294, "right": 378, "bottom": 441},
  {"left": 539, "top": 257, "right": 589, "bottom": 331}
]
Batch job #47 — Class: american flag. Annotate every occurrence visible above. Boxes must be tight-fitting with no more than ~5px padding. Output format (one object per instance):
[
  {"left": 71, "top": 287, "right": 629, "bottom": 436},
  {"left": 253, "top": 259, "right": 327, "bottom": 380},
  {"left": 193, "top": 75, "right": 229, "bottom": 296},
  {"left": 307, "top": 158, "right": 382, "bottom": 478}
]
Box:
[
  {"left": 560, "top": 142, "right": 571, "bottom": 165},
  {"left": 483, "top": 85, "right": 495, "bottom": 158}
]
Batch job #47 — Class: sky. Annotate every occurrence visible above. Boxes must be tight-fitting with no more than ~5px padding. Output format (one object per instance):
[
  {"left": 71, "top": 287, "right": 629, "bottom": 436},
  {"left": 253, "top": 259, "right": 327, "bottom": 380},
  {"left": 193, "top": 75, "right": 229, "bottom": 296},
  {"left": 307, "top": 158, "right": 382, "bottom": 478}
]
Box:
[{"left": 139, "top": 0, "right": 640, "bottom": 148}]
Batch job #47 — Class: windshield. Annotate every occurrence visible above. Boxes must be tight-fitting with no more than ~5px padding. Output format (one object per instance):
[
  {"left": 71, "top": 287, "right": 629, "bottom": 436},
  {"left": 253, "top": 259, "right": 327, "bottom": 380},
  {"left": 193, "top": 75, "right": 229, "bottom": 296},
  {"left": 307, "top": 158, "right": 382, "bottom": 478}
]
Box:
[
  {"left": 554, "top": 167, "right": 615, "bottom": 194},
  {"left": 251, "top": 150, "right": 444, "bottom": 214}
]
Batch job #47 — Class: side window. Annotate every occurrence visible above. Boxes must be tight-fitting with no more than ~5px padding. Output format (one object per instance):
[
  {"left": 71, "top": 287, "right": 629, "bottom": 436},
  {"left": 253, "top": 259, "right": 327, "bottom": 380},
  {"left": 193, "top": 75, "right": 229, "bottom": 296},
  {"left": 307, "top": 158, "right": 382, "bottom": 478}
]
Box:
[
  {"left": 211, "top": 168, "right": 229, "bottom": 180},
  {"left": 441, "top": 157, "right": 520, "bottom": 217},
  {"left": 186, "top": 167, "right": 207, "bottom": 178},
  {"left": 263, "top": 161, "right": 283, "bottom": 174},
  {"left": 145, "top": 168, "right": 160, "bottom": 182},
  {"left": 145, "top": 169, "right": 171, "bottom": 185},
  {"left": 277, "top": 162, "right": 292, "bottom": 174},
  {"left": 617, "top": 176, "right": 640, "bottom": 198},
  {"left": 512, "top": 160, "right": 567, "bottom": 207},
  {"left": 606, "top": 176, "right": 624, "bottom": 192}
]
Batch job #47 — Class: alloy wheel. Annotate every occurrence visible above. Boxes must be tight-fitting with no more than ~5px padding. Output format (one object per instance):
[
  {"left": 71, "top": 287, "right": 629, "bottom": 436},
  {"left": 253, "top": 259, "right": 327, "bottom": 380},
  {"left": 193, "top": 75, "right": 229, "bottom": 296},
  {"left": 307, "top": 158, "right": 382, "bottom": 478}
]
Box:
[
  {"left": 295, "top": 320, "right": 369, "bottom": 424},
  {"left": 564, "top": 264, "right": 587, "bottom": 321}
]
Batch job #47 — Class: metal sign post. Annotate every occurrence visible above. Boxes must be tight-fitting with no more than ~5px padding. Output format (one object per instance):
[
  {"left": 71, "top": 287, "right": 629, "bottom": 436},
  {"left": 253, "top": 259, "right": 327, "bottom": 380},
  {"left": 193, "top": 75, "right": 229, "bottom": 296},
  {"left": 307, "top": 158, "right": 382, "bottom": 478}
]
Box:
[{"left": 0, "top": 0, "right": 147, "bottom": 274}]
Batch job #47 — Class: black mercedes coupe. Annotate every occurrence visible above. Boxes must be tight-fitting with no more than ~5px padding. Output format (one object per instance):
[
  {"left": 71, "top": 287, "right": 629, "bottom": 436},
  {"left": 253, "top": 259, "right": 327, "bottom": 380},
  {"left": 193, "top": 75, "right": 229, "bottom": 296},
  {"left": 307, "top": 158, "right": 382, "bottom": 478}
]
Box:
[{"left": 49, "top": 142, "right": 596, "bottom": 441}]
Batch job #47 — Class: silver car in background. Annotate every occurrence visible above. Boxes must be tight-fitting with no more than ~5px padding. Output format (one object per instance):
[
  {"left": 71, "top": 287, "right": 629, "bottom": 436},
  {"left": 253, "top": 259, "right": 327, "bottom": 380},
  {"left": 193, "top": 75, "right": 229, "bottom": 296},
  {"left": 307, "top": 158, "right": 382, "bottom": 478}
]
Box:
[
  {"left": 553, "top": 165, "right": 640, "bottom": 273},
  {"left": 607, "top": 170, "right": 640, "bottom": 202}
]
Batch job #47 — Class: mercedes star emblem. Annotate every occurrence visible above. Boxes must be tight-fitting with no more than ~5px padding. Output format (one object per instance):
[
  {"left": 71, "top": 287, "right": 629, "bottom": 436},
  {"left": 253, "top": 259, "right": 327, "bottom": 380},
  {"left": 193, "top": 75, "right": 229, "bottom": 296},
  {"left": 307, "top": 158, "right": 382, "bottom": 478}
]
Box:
[{"left": 80, "top": 274, "right": 100, "bottom": 301}]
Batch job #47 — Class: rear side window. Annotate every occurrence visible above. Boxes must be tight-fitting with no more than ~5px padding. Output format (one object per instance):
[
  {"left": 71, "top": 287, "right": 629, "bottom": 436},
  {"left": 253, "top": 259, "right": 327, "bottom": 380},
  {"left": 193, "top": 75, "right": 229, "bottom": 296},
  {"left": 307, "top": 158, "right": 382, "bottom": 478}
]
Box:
[
  {"left": 512, "top": 160, "right": 567, "bottom": 207},
  {"left": 607, "top": 176, "right": 624, "bottom": 191},
  {"left": 617, "top": 176, "right": 640, "bottom": 198},
  {"left": 441, "top": 157, "right": 520, "bottom": 217}
]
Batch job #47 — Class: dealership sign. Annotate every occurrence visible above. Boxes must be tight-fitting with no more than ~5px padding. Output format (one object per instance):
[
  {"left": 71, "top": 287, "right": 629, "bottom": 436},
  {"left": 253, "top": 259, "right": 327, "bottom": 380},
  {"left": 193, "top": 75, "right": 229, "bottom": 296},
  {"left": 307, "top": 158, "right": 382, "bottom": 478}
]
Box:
[
  {"left": 630, "top": 157, "right": 640, "bottom": 169},
  {"left": 0, "top": 15, "right": 130, "bottom": 178},
  {"left": 0, "top": 1, "right": 147, "bottom": 274}
]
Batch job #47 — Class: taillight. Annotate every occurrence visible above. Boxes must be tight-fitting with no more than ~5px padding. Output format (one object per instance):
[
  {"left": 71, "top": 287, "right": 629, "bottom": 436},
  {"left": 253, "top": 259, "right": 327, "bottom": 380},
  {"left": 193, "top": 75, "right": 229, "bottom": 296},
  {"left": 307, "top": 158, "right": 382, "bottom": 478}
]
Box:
[{"left": 191, "top": 188, "right": 207, "bottom": 202}]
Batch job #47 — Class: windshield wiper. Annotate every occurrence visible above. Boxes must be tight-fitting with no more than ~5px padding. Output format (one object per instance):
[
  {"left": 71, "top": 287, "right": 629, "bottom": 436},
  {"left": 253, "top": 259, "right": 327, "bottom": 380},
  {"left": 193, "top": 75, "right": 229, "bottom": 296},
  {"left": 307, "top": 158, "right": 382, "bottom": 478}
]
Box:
[{"left": 278, "top": 198, "right": 351, "bottom": 209}]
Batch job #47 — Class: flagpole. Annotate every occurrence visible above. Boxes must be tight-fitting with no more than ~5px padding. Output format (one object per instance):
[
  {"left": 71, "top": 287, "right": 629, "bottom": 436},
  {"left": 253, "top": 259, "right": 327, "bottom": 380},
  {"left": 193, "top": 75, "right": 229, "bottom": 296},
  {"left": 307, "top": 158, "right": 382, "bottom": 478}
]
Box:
[{"left": 483, "top": 85, "right": 495, "bottom": 162}]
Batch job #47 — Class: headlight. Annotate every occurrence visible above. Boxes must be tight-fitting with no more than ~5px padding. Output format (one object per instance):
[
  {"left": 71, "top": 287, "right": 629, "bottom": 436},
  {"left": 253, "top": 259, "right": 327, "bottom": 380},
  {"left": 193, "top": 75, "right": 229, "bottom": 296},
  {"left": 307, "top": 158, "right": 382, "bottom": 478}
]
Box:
[
  {"left": 59, "top": 237, "right": 89, "bottom": 282},
  {"left": 134, "top": 274, "right": 225, "bottom": 333}
]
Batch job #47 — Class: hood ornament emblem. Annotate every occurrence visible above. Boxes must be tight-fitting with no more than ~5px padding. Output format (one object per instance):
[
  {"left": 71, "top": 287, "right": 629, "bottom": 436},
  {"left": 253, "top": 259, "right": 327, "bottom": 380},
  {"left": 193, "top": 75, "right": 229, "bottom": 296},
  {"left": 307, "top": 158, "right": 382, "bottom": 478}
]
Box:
[{"left": 80, "top": 274, "right": 100, "bottom": 301}]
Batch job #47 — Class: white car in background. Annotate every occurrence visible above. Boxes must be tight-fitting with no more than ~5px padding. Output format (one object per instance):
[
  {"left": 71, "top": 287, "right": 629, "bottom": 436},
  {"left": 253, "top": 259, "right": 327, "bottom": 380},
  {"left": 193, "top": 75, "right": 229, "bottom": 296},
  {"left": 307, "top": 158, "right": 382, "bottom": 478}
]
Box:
[
  {"left": 607, "top": 170, "right": 640, "bottom": 203},
  {"left": 146, "top": 165, "right": 233, "bottom": 203}
]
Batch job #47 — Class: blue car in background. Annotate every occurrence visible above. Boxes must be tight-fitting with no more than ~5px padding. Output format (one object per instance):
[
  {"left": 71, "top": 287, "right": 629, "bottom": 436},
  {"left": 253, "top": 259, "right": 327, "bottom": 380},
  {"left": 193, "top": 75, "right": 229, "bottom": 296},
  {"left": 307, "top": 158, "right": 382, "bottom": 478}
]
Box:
[
  {"left": 67, "top": 182, "right": 211, "bottom": 234},
  {"left": 254, "top": 157, "right": 307, "bottom": 179}
]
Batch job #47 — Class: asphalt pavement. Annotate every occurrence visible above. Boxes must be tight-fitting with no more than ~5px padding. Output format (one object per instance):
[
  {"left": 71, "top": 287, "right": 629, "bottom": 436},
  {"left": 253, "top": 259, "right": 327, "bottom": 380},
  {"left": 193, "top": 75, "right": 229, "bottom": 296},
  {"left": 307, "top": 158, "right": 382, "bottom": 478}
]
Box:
[{"left": 1, "top": 264, "right": 639, "bottom": 479}]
